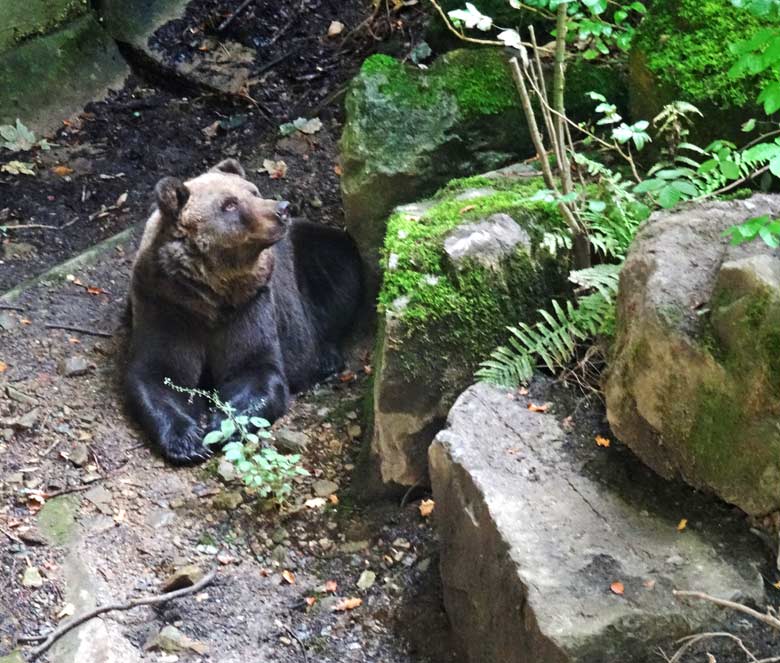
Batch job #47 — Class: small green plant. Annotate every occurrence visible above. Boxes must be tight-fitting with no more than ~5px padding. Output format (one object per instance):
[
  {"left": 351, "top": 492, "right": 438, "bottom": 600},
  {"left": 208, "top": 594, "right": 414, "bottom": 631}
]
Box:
[
  {"left": 163, "top": 379, "right": 309, "bottom": 506},
  {"left": 477, "top": 265, "right": 619, "bottom": 386},
  {"left": 0, "top": 119, "right": 50, "bottom": 152}
]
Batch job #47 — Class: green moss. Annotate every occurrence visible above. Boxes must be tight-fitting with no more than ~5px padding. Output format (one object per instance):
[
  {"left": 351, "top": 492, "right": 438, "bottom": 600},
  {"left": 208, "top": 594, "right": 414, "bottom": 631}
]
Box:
[
  {"left": 358, "top": 49, "right": 515, "bottom": 119},
  {"left": 37, "top": 495, "right": 79, "bottom": 546},
  {"left": 633, "top": 0, "right": 771, "bottom": 109},
  {"left": 378, "top": 176, "right": 568, "bottom": 379},
  {"left": 437, "top": 49, "right": 516, "bottom": 116},
  {"left": 684, "top": 385, "right": 751, "bottom": 485},
  {"left": 0, "top": 0, "right": 87, "bottom": 52}
]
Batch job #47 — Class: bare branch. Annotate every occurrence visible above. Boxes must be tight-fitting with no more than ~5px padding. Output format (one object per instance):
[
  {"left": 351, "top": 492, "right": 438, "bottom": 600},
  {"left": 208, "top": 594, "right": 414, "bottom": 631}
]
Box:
[{"left": 24, "top": 569, "right": 217, "bottom": 660}]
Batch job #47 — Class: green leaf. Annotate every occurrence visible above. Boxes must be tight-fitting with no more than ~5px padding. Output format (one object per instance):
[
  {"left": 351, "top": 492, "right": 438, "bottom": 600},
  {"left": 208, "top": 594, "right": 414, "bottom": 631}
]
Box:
[
  {"left": 658, "top": 185, "right": 682, "bottom": 208},
  {"left": 742, "top": 118, "right": 757, "bottom": 132},
  {"left": 720, "top": 159, "right": 742, "bottom": 180},
  {"left": 670, "top": 180, "right": 699, "bottom": 197},
  {"left": 758, "top": 81, "right": 780, "bottom": 115},
  {"left": 250, "top": 416, "right": 271, "bottom": 428},
  {"left": 203, "top": 430, "right": 224, "bottom": 447},
  {"left": 220, "top": 418, "right": 237, "bottom": 438}
]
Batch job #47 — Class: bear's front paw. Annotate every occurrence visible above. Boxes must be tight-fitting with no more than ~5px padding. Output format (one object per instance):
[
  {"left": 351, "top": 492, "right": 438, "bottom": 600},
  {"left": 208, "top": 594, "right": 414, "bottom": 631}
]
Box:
[{"left": 160, "top": 419, "right": 212, "bottom": 465}]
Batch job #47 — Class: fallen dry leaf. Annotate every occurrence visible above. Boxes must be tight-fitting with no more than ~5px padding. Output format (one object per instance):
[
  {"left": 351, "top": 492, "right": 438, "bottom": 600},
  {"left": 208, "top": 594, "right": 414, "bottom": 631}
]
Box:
[
  {"left": 324, "top": 580, "right": 338, "bottom": 593},
  {"left": 643, "top": 578, "right": 656, "bottom": 590},
  {"left": 282, "top": 570, "right": 295, "bottom": 585},
  {"left": 459, "top": 204, "right": 476, "bottom": 215},
  {"left": 527, "top": 402, "right": 551, "bottom": 413},
  {"left": 610, "top": 581, "right": 625, "bottom": 595},
  {"left": 261, "top": 159, "right": 288, "bottom": 179},
  {"left": 68, "top": 337, "right": 80, "bottom": 345},
  {"left": 339, "top": 370, "right": 356, "bottom": 383},
  {"left": 419, "top": 499, "right": 435, "bottom": 518},
  {"left": 333, "top": 597, "right": 362, "bottom": 611},
  {"left": 305, "top": 596, "right": 316, "bottom": 607},
  {"left": 328, "top": 494, "right": 339, "bottom": 505},
  {"left": 0, "top": 361, "right": 7, "bottom": 373},
  {"left": 517, "top": 386, "right": 529, "bottom": 396},
  {"left": 19, "top": 318, "right": 31, "bottom": 325},
  {"left": 327, "top": 20, "right": 344, "bottom": 36},
  {"left": 52, "top": 165, "right": 74, "bottom": 177},
  {"left": 595, "top": 435, "right": 611, "bottom": 448},
  {"left": 333, "top": 164, "right": 343, "bottom": 176},
  {"left": 677, "top": 518, "right": 688, "bottom": 532},
  {"left": 57, "top": 603, "right": 75, "bottom": 619}
]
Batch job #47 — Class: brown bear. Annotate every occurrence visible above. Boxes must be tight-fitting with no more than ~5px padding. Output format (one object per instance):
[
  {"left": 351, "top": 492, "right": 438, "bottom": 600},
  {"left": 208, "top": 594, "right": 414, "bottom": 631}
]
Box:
[{"left": 125, "top": 159, "right": 362, "bottom": 464}]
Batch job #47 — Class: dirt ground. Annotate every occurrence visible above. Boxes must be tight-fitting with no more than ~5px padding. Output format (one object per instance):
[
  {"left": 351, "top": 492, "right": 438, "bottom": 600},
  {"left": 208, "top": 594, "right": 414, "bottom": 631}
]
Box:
[
  {"left": 0, "top": 224, "right": 458, "bottom": 662},
  {"left": 0, "top": 1, "right": 460, "bottom": 661},
  {"left": 0, "top": 0, "right": 428, "bottom": 291}
]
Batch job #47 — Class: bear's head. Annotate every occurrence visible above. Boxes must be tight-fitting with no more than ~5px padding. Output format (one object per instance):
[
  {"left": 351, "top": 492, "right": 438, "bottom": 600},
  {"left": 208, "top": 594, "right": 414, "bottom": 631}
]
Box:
[
  {"left": 155, "top": 158, "right": 290, "bottom": 266},
  {"left": 146, "top": 159, "right": 290, "bottom": 311}
]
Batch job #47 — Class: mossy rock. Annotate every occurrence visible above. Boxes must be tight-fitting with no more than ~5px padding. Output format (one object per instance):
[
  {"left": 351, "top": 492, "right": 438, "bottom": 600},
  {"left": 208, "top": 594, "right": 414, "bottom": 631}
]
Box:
[
  {"left": 605, "top": 194, "right": 780, "bottom": 516},
  {"left": 37, "top": 494, "right": 80, "bottom": 546},
  {"left": 340, "top": 48, "right": 627, "bottom": 287},
  {"left": 628, "top": 0, "right": 774, "bottom": 145},
  {"left": 0, "top": 13, "right": 128, "bottom": 134},
  {"left": 0, "top": 0, "right": 88, "bottom": 53},
  {"left": 361, "top": 168, "right": 570, "bottom": 492}
]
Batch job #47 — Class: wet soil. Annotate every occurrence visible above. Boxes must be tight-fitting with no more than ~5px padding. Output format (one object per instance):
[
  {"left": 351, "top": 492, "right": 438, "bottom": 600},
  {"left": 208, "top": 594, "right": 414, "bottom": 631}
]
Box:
[{"left": 0, "top": 0, "right": 428, "bottom": 292}]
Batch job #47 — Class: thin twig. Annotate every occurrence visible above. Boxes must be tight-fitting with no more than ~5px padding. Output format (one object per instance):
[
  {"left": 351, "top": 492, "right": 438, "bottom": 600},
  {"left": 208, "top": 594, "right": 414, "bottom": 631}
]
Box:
[
  {"left": 509, "top": 57, "right": 582, "bottom": 238},
  {"left": 673, "top": 590, "right": 780, "bottom": 631},
  {"left": 25, "top": 569, "right": 217, "bottom": 659},
  {"left": 692, "top": 164, "right": 771, "bottom": 202},
  {"left": 0, "top": 303, "right": 24, "bottom": 312},
  {"left": 0, "top": 525, "right": 22, "bottom": 544},
  {"left": 44, "top": 324, "right": 113, "bottom": 338},
  {"left": 218, "top": 0, "right": 255, "bottom": 32},
  {"left": 427, "top": 0, "right": 522, "bottom": 47},
  {"left": 283, "top": 625, "right": 309, "bottom": 663},
  {"left": 1, "top": 223, "right": 58, "bottom": 231},
  {"left": 43, "top": 483, "right": 98, "bottom": 499},
  {"left": 669, "top": 632, "right": 759, "bottom": 663}
]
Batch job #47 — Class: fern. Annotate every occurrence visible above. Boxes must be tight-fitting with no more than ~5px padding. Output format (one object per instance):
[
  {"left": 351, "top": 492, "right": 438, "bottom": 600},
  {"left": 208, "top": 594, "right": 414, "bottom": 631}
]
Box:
[{"left": 477, "top": 265, "right": 620, "bottom": 387}]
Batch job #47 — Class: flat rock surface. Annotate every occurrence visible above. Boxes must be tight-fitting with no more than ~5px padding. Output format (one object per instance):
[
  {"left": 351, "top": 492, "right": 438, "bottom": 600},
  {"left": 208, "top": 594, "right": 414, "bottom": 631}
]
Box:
[{"left": 430, "top": 382, "right": 766, "bottom": 663}]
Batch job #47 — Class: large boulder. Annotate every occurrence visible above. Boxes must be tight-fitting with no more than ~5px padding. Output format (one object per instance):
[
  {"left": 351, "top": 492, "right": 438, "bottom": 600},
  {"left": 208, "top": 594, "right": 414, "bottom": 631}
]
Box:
[
  {"left": 629, "top": 0, "right": 770, "bottom": 146},
  {"left": 605, "top": 194, "right": 780, "bottom": 515},
  {"left": 0, "top": 0, "right": 88, "bottom": 52},
  {"left": 340, "top": 49, "right": 626, "bottom": 279},
  {"left": 430, "top": 382, "right": 764, "bottom": 663},
  {"left": 0, "top": 9, "right": 128, "bottom": 133},
  {"left": 96, "top": 0, "right": 255, "bottom": 97},
  {"left": 360, "top": 168, "right": 570, "bottom": 494}
]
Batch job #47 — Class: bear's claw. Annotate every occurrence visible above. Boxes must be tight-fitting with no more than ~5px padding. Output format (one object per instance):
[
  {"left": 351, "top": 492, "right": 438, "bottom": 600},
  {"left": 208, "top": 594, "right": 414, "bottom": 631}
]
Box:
[{"left": 160, "top": 421, "right": 211, "bottom": 465}]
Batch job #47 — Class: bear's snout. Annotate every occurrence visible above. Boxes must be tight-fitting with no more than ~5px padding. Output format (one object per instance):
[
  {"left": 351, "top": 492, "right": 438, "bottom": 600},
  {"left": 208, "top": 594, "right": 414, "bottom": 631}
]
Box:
[{"left": 275, "top": 201, "right": 290, "bottom": 226}]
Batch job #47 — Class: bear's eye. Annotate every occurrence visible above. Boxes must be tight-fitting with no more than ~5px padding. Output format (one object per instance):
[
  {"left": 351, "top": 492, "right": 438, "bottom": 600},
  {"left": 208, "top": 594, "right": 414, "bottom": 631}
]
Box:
[{"left": 222, "top": 197, "right": 239, "bottom": 212}]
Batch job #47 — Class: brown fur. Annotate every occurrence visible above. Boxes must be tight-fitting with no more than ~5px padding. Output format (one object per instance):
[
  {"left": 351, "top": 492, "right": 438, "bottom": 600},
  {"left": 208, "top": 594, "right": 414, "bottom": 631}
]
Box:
[{"left": 131, "top": 164, "right": 282, "bottom": 321}]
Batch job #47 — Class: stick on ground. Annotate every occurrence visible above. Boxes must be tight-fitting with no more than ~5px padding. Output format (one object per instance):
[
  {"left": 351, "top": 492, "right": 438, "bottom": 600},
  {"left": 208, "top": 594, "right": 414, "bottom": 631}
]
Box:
[
  {"left": 23, "top": 569, "right": 217, "bottom": 660},
  {"left": 44, "top": 324, "right": 113, "bottom": 338}
]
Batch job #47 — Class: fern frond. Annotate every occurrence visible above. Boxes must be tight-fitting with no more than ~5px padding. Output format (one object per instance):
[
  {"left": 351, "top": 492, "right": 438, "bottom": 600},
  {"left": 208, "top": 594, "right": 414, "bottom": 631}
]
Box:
[{"left": 476, "top": 267, "right": 620, "bottom": 388}]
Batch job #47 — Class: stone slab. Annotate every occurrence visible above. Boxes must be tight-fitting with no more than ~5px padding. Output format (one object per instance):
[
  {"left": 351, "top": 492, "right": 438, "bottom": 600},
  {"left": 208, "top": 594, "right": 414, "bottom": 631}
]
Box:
[{"left": 430, "top": 382, "right": 765, "bottom": 663}]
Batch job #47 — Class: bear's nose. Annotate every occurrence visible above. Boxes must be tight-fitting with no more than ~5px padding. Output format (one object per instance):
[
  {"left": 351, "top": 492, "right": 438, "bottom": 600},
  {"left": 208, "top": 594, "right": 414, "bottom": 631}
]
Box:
[{"left": 275, "top": 201, "right": 290, "bottom": 226}]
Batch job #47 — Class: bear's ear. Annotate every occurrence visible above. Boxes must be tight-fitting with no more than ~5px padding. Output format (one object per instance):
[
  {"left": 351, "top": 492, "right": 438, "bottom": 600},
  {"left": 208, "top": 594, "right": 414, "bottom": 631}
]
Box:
[
  {"left": 211, "top": 158, "right": 246, "bottom": 179},
  {"left": 155, "top": 177, "right": 190, "bottom": 220}
]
